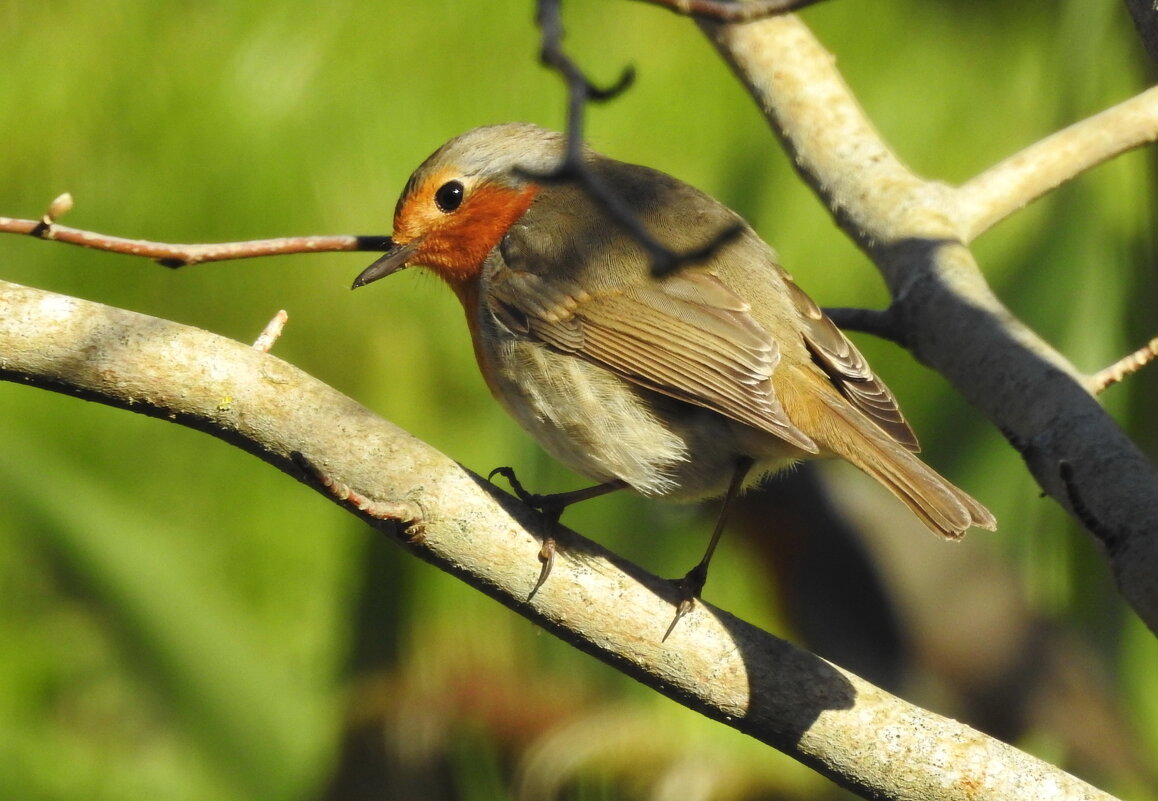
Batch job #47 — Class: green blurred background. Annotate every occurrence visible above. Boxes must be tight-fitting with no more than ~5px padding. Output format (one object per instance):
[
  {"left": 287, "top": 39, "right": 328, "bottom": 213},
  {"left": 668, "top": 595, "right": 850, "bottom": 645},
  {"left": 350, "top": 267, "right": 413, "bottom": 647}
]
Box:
[{"left": 1, "top": 1, "right": 1156, "bottom": 799}]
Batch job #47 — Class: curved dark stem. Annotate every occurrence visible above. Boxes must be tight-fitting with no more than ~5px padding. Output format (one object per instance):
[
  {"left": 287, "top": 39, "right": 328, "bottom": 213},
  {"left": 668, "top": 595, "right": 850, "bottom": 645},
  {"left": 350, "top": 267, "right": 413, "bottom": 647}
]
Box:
[
  {"left": 634, "top": 0, "right": 829, "bottom": 23},
  {"left": 531, "top": 0, "right": 742, "bottom": 277},
  {"left": 824, "top": 306, "right": 906, "bottom": 347}
]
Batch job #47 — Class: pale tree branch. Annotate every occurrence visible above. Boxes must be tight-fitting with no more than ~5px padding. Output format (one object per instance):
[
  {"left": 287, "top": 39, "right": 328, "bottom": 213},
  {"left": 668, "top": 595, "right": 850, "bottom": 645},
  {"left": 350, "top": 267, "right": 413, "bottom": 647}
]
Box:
[
  {"left": 0, "top": 278, "right": 1118, "bottom": 801},
  {"left": 957, "top": 86, "right": 1158, "bottom": 241},
  {"left": 695, "top": 14, "right": 1158, "bottom": 633}
]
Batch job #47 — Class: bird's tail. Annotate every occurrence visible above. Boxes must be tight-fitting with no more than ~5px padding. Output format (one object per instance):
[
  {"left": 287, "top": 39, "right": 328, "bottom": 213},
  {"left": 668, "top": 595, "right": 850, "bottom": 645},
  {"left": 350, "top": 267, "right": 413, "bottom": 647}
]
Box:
[{"left": 817, "top": 394, "right": 996, "bottom": 538}]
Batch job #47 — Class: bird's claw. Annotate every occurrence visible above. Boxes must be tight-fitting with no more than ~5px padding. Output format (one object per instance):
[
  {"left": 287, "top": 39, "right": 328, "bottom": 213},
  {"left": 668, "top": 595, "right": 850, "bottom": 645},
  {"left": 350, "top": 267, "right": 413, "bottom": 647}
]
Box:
[
  {"left": 662, "top": 563, "right": 708, "bottom": 641},
  {"left": 662, "top": 597, "right": 696, "bottom": 642},
  {"left": 488, "top": 466, "right": 549, "bottom": 510},
  {"left": 528, "top": 537, "right": 557, "bottom": 601}
]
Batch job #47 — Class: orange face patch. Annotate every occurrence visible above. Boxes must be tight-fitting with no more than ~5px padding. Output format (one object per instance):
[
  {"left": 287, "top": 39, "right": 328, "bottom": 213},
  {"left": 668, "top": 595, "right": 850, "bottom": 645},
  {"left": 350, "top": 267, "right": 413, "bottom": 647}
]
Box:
[{"left": 393, "top": 168, "right": 539, "bottom": 296}]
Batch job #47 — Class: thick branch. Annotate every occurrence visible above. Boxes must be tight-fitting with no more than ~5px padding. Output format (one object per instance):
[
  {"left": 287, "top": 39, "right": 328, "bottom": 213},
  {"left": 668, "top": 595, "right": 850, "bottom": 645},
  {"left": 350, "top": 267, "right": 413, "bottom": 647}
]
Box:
[
  {"left": 696, "top": 14, "right": 1158, "bottom": 633},
  {"left": 0, "top": 278, "right": 1116, "bottom": 801}
]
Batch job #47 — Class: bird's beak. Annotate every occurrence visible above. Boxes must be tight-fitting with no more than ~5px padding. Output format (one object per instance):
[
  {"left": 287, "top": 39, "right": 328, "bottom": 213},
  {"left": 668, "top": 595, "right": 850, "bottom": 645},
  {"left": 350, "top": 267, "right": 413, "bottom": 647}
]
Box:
[{"left": 351, "top": 237, "right": 422, "bottom": 289}]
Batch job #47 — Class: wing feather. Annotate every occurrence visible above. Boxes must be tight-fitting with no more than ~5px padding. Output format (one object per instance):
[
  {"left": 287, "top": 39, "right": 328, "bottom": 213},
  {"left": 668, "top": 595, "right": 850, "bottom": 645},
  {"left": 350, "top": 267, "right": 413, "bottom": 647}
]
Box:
[
  {"left": 487, "top": 267, "right": 819, "bottom": 454},
  {"left": 784, "top": 279, "right": 920, "bottom": 451}
]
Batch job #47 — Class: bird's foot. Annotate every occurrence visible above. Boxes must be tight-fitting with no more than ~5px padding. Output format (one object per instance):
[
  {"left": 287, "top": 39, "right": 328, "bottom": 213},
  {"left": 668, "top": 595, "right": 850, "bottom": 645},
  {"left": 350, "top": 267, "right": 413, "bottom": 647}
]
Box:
[
  {"left": 488, "top": 466, "right": 559, "bottom": 518},
  {"left": 488, "top": 466, "right": 565, "bottom": 600},
  {"left": 529, "top": 537, "right": 556, "bottom": 601},
  {"left": 488, "top": 467, "right": 627, "bottom": 601}
]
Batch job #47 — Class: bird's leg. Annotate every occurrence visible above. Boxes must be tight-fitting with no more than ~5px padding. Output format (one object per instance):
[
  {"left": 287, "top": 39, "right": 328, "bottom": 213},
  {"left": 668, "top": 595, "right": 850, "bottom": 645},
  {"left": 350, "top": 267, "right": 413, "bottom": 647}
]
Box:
[
  {"left": 488, "top": 466, "right": 627, "bottom": 597},
  {"left": 489, "top": 466, "right": 625, "bottom": 513},
  {"left": 664, "top": 457, "right": 754, "bottom": 640}
]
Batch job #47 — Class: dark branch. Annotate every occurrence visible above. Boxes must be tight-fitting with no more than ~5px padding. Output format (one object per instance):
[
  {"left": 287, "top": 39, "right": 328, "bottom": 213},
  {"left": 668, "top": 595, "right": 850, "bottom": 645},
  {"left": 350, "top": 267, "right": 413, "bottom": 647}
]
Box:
[
  {"left": 532, "top": 0, "right": 742, "bottom": 276},
  {"left": 823, "top": 306, "right": 906, "bottom": 346},
  {"left": 634, "top": 0, "right": 828, "bottom": 22},
  {"left": 1124, "top": 0, "right": 1158, "bottom": 65}
]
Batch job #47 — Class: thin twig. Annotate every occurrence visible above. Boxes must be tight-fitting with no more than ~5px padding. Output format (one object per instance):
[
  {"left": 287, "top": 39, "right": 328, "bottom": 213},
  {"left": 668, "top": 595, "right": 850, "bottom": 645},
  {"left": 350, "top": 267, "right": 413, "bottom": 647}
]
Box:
[
  {"left": 635, "top": 0, "right": 828, "bottom": 22},
  {"left": 531, "top": 0, "right": 743, "bottom": 276},
  {"left": 1087, "top": 336, "right": 1158, "bottom": 395},
  {"left": 251, "top": 310, "right": 289, "bottom": 353},
  {"left": 0, "top": 207, "right": 392, "bottom": 266},
  {"left": 956, "top": 86, "right": 1158, "bottom": 242}
]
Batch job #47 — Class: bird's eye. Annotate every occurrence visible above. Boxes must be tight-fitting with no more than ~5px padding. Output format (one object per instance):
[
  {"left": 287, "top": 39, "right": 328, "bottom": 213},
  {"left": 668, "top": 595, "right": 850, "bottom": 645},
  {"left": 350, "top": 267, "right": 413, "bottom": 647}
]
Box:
[{"left": 434, "top": 180, "right": 465, "bottom": 213}]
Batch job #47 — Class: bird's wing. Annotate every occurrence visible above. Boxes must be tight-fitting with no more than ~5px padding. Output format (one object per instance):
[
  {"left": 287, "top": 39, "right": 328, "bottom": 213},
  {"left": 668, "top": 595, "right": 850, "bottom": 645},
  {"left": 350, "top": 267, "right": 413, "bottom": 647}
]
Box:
[
  {"left": 782, "top": 278, "right": 920, "bottom": 451},
  {"left": 486, "top": 164, "right": 915, "bottom": 455},
  {"left": 485, "top": 264, "right": 820, "bottom": 454}
]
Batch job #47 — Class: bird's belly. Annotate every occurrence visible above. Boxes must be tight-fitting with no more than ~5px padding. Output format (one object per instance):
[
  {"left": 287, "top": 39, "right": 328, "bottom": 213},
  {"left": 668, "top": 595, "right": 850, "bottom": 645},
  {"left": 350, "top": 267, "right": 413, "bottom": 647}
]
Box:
[{"left": 480, "top": 337, "right": 804, "bottom": 500}]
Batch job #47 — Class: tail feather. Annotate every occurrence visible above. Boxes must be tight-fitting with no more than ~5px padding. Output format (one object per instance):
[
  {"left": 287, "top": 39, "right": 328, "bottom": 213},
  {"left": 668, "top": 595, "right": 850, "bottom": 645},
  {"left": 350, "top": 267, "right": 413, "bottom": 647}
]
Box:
[{"left": 818, "top": 395, "right": 996, "bottom": 539}]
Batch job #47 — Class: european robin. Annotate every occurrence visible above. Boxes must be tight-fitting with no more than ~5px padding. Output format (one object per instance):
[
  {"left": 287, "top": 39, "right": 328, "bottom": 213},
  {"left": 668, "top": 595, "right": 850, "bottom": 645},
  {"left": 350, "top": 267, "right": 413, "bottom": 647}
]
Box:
[{"left": 352, "top": 123, "right": 995, "bottom": 611}]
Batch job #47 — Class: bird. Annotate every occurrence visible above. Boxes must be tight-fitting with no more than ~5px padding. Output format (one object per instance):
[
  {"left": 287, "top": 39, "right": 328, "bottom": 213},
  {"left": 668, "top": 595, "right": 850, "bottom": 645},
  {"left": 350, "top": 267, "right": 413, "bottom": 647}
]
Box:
[{"left": 352, "top": 122, "right": 995, "bottom": 616}]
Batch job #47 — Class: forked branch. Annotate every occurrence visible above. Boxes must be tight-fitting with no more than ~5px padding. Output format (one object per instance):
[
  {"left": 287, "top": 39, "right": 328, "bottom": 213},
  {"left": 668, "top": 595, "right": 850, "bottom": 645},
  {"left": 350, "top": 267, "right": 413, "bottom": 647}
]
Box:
[{"left": 694, "top": 14, "right": 1158, "bottom": 633}]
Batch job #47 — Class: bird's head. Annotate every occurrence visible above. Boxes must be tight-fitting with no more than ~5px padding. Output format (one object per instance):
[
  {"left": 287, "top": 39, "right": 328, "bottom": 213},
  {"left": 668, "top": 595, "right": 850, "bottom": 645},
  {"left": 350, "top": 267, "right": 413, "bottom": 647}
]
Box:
[{"left": 352, "top": 123, "right": 566, "bottom": 296}]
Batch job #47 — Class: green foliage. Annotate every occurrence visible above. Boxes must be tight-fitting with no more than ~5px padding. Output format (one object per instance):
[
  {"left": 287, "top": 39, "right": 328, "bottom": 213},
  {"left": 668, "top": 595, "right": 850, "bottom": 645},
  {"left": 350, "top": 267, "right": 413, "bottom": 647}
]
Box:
[{"left": 0, "top": 1, "right": 1154, "bottom": 799}]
